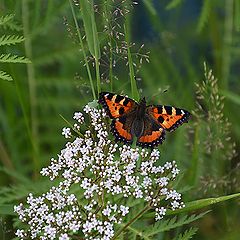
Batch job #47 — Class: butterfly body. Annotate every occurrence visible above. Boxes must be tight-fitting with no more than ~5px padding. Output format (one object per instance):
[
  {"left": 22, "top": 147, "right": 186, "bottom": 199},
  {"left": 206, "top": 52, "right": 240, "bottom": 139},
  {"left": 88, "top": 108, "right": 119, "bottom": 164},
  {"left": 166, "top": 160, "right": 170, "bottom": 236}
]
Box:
[{"left": 99, "top": 92, "right": 190, "bottom": 148}]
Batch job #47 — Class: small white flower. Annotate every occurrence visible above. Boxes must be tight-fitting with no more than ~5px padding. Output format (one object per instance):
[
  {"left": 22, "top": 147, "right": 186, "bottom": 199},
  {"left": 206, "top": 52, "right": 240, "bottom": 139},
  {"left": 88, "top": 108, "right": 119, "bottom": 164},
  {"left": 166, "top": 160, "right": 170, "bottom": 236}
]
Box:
[
  {"left": 73, "top": 112, "right": 84, "bottom": 123},
  {"left": 59, "top": 233, "right": 70, "bottom": 240},
  {"left": 62, "top": 127, "right": 71, "bottom": 138}
]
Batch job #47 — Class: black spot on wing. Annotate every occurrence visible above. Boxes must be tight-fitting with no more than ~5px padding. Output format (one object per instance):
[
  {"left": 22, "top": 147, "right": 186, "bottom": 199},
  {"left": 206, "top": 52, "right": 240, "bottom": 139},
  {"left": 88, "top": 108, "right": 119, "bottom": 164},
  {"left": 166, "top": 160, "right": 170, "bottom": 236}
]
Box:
[
  {"left": 164, "top": 106, "right": 172, "bottom": 115},
  {"left": 157, "top": 106, "right": 163, "bottom": 114},
  {"left": 106, "top": 92, "right": 114, "bottom": 100},
  {"left": 152, "top": 121, "right": 161, "bottom": 131},
  {"left": 115, "top": 95, "right": 124, "bottom": 103},
  {"left": 123, "top": 98, "right": 130, "bottom": 106},
  {"left": 158, "top": 116, "right": 164, "bottom": 123},
  {"left": 119, "top": 107, "right": 125, "bottom": 115},
  {"left": 175, "top": 108, "right": 182, "bottom": 115}
]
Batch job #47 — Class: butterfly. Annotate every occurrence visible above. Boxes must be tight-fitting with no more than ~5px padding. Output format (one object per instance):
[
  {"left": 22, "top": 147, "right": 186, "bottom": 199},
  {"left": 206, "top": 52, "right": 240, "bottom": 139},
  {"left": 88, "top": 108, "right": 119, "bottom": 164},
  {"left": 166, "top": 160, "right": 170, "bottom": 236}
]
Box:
[{"left": 98, "top": 92, "right": 190, "bottom": 148}]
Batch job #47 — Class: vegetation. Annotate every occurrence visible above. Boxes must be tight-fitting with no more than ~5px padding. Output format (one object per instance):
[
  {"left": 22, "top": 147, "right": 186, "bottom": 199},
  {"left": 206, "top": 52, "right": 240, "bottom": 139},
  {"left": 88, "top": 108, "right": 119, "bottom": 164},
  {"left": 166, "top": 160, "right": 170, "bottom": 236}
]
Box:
[{"left": 0, "top": 0, "right": 240, "bottom": 239}]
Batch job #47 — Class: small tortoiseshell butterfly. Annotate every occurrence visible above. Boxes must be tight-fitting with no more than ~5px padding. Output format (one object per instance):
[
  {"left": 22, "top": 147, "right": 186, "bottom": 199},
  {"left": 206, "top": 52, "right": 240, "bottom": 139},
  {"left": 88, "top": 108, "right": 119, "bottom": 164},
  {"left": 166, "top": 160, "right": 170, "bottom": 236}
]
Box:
[{"left": 99, "top": 92, "right": 190, "bottom": 148}]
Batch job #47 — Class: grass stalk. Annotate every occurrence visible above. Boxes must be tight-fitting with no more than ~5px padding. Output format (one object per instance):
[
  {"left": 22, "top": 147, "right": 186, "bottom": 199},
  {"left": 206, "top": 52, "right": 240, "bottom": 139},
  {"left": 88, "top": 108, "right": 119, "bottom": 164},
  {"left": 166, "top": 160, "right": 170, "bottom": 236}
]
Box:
[
  {"left": 222, "top": 0, "right": 234, "bottom": 89},
  {"left": 22, "top": 0, "right": 39, "bottom": 173},
  {"left": 69, "top": 0, "right": 96, "bottom": 100},
  {"left": 124, "top": 24, "right": 139, "bottom": 100}
]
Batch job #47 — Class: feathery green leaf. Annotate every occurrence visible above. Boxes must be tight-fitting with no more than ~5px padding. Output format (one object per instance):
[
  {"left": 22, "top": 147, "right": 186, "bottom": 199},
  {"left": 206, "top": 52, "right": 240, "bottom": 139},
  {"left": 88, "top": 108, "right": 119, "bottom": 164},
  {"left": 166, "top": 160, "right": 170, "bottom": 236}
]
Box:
[
  {"left": 0, "top": 14, "right": 14, "bottom": 25},
  {"left": 0, "top": 35, "right": 25, "bottom": 46},
  {"left": 173, "top": 227, "right": 198, "bottom": 240},
  {"left": 0, "top": 54, "right": 31, "bottom": 63},
  {"left": 0, "top": 70, "right": 13, "bottom": 81},
  {"left": 143, "top": 211, "right": 208, "bottom": 237}
]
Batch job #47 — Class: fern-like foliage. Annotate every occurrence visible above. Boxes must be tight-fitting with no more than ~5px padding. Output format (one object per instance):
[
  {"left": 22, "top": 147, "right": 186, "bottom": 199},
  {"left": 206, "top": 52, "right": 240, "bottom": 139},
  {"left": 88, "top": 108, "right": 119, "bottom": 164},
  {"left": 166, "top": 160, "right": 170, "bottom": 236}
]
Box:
[
  {"left": 0, "top": 14, "right": 29, "bottom": 81},
  {"left": 0, "top": 14, "right": 15, "bottom": 25},
  {"left": 0, "top": 70, "right": 13, "bottom": 81},
  {"left": 0, "top": 13, "right": 22, "bottom": 31},
  {"left": 142, "top": 211, "right": 208, "bottom": 237},
  {"left": 0, "top": 54, "right": 30, "bottom": 63},
  {"left": 0, "top": 35, "right": 25, "bottom": 46},
  {"left": 173, "top": 227, "right": 198, "bottom": 240}
]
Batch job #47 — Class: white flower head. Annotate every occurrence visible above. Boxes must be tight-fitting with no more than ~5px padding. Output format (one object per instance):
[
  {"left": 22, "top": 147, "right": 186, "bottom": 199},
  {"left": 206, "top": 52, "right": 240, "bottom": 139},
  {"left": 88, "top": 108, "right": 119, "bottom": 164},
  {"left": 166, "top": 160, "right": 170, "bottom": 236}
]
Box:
[{"left": 15, "top": 105, "right": 184, "bottom": 239}]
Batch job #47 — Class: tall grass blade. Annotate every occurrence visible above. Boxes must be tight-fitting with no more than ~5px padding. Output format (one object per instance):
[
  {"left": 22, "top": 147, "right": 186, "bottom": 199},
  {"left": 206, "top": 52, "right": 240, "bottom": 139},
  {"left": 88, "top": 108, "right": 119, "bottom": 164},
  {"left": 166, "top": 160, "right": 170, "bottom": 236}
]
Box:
[
  {"left": 222, "top": 90, "right": 240, "bottom": 105},
  {"left": 80, "top": 0, "right": 100, "bottom": 60},
  {"left": 196, "top": 0, "right": 211, "bottom": 33},
  {"left": 69, "top": 0, "right": 96, "bottom": 99},
  {"left": 124, "top": 24, "right": 139, "bottom": 100},
  {"left": 234, "top": 0, "right": 240, "bottom": 31},
  {"left": 166, "top": 0, "right": 185, "bottom": 10}
]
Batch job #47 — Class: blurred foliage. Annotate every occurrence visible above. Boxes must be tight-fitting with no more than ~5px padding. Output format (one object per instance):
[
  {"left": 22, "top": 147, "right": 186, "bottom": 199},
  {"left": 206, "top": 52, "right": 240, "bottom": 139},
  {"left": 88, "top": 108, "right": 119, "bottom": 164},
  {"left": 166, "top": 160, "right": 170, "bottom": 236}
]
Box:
[{"left": 0, "top": 0, "right": 240, "bottom": 239}]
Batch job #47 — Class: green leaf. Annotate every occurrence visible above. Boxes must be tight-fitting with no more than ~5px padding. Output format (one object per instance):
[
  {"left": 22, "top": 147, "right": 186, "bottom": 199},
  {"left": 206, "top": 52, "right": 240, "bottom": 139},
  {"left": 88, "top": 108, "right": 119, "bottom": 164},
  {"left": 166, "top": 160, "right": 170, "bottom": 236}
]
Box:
[
  {"left": 0, "top": 70, "right": 13, "bottom": 81},
  {"left": 0, "top": 14, "right": 14, "bottom": 25},
  {"left": 124, "top": 25, "right": 139, "bottom": 101},
  {"left": 143, "top": 211, "right": 208, "bottom": 237},
  {"left": 197, "top": 0, "right": 211, "bottom": 33},
  {"left": 221, "top": 90, "right": 240, "bottom": 106},
  {"left": 0, "top": 35, "right": 25, "bottom": 46},
  {"left": 167, "top": 192, "right": 240, "bottom": 215},
  {"left": 166, "top": 0, "right": 185, "bottom": 10},
  {"left": 0, "top": 54, "right": 31, "bottom": 63},
  {"left": 80, "top": 0, "right": 101, "bottom": 59},
  {"left": 234, "top": 0, "right": 240, "bottom": 31},
  {"left": 143, "top": 0, "right": 157, "bottom": 16},
  {"left": 173, "top": 227, "right": 198, "bottom": 240},
  {"left": 0, "top": 14, "right": 22, "bottom": 31}
]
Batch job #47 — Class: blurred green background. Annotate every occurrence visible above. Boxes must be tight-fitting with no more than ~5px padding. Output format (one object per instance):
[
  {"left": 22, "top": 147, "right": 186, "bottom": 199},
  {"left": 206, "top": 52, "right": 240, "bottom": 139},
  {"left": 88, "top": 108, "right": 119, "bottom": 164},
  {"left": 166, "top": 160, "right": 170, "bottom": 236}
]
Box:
[{"left": 0, "top": 0, "right": 240, "bottom": 239}]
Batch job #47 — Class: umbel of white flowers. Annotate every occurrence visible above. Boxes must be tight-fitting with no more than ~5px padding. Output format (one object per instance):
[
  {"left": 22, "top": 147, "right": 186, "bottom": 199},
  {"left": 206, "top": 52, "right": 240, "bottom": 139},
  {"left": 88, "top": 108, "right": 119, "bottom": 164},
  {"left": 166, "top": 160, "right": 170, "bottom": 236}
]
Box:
[{"left": 14, "top": 104, "right": 184, "bottom": 240}]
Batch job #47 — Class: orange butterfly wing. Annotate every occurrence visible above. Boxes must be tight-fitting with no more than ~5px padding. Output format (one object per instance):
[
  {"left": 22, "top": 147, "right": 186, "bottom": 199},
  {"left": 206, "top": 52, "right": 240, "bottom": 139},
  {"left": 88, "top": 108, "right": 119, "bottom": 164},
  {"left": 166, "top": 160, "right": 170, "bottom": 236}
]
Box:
[
  {"left": 147, "top": 105, "right": 190, "bottom": 132},
  {"left": 137, "top": 116, "right": 165, "bottom": 148},
  {"left": 99, "top": 92, "right": 137, "bottom": 143},
  {"left": 99, "top": 92, "right": 137, "bottom": 119},
  {"left": 111, "top": 115, "right": 134, "bottom": 144}
]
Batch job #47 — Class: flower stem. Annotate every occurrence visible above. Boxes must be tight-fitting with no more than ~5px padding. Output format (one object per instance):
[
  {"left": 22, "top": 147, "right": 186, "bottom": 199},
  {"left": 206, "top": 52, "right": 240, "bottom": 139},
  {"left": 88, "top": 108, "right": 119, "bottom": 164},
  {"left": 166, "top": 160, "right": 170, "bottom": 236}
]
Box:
[{"left": 112, "top": 204, "right": 151, "bottom": 240}]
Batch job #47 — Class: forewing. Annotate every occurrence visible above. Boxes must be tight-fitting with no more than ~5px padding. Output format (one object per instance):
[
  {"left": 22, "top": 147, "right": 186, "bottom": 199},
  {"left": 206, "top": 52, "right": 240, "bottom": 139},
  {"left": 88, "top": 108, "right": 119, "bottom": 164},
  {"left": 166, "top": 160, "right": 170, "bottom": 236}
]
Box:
[
  {"left": 137, "top": 116, "right": 165, "bottom": 148},
  {"left": 147, "top": 105, "right": 190, "bottom": 132},
  {"left": 99, "top": 92, "right": 137, "bottom": 119}
]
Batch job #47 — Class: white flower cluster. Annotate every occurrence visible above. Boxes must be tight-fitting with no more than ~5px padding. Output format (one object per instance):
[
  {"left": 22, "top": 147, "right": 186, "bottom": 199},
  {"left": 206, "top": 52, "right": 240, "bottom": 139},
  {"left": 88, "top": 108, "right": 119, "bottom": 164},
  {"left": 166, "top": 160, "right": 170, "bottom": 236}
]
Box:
[{"left": 14, "top": 105, "right": 184, "bottom": 239}]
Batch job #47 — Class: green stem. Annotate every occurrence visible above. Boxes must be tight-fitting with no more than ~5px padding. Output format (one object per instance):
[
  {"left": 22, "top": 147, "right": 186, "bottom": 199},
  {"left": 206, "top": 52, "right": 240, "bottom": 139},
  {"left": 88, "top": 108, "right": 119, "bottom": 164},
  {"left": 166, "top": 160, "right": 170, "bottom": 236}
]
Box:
[
  {"left": 104, "top": 0, "right": 113, "bottom": 91},
  {"left": 69, "top": 0, "right": 96, "bottom": 100},
  {"left": 222, "top": 0, "right": 234, "bottom": 89},
  {"left": 124, "top": 24, "right": 139, "bottom": 100},
  {"left": 95, "top": 56, "right": 101, "bottom": 95},
  {"left": 22, "top": 0, "right": 39, "bottom": 173},
  {"left": 112, "top": 204, "right": 151, "bottom": 240}
]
